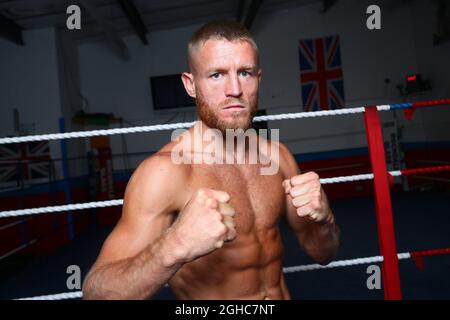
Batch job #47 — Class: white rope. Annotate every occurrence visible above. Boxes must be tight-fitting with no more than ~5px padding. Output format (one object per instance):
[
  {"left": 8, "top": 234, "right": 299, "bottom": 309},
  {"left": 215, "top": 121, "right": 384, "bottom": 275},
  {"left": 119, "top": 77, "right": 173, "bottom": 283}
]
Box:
[
  {"left": 253, "top": 107, "right": 366, "bottom": 122},
  {"left": 0, "top": 170, "right": 406, "bottom": 218},
  {"left": 17, "top": 291, "right": 83, "bottom": 300},
  {"left": 0, "top": 122, "right": 195, "bottom": 145},
  {"left": 320, "top": 173, "right": 374, "bottom": 184},
  {"left": 0, "top": 107, "right": 373, "bottom": 145},
  {"left": 15, "top": 252, "right": 414, "bottom": 300},
  {"left": 0, "top": 199, "right": 123, "bottom": 218},
  {"left": 283, "top": 252, "right": 411, "bottom": 273},
  {"left": 0, "top": 105, "right": 403, "bottom": 145},
  {"left": 376, "top": 105, "right": 392, "bottom": 111}
]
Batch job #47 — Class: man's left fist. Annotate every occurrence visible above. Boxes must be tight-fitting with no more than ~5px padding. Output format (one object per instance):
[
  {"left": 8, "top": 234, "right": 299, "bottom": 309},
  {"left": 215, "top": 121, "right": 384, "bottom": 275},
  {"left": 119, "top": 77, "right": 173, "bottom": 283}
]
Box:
[{"left": 282, "top": 171, "right": 334, "bottom": 224}]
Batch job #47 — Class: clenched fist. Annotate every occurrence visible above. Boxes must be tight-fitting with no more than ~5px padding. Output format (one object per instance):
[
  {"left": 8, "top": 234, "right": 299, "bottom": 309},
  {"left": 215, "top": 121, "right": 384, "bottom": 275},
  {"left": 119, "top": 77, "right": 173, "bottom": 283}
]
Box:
[
  {"left": 171, "top": 188, "right": 237, "bottom": 263},
  {"left": 282, "top": 171, "right": 334, "bottom": 224}
]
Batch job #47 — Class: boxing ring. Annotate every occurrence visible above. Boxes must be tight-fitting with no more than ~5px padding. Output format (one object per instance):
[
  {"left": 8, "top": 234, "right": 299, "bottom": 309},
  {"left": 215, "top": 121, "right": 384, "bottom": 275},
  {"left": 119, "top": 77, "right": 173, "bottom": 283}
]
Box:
[{"left": 1, "top": 99, "right": 449, "bottom": 300}]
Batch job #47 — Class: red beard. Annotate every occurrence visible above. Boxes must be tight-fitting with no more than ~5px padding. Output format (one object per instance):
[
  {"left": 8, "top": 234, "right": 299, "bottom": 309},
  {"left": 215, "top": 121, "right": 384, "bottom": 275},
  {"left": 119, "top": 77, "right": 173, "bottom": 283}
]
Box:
[{"left": 195, "top": 90, "right": 258, "bottom": 134}]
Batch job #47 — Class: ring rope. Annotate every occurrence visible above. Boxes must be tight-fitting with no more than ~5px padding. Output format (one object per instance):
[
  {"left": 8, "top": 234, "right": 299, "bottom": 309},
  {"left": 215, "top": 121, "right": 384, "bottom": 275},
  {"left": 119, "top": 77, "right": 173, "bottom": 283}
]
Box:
[
  {"left": 1, "top": 99, "right": 449, "bottom": 145},
  {"left": 16, "top": 247, "right": 450, "bottom": 300},
  {"left": 320, "top": 173, "right": 374, "bottom": 184},
  {"left": 0, "top": 199, "right": 123, "bottom": 218},
  {"left": 5, "top": 99, "right": 450, "bottom": 300},
  {"left": 18, "top": 291, "right": 83, "bottom": 300},
  {"left": 0, "top": 121, "right": 195, "bottom": 145},
  {"left": 1, "top": 164, "right": 449, "bottom": 218},
  {"left": 399, "top": 165, "right": 450, "bottom": 176},
  {"left": 0, "top": 108, "right": 367, "bottom": 145}
]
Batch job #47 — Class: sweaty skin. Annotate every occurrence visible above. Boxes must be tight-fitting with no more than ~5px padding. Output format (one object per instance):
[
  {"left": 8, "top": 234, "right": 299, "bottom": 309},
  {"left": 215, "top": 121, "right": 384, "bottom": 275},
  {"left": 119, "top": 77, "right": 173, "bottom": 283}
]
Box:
[
  {"left": 167, "top": 126, "right": 291, "bottom": 299},
  {"left": 82, "top": 38, "right": 339, "bottom": 300}
]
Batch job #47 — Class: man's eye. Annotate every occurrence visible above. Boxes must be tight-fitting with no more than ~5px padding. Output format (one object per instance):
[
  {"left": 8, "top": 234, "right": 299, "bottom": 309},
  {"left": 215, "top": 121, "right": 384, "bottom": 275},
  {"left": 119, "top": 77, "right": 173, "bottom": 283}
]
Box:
[
  {"left": 211, "top": 73, "right": 221, "bottom": 79},
  {"left": 240, "top": 71, "right": 251, "bottom": 77}
]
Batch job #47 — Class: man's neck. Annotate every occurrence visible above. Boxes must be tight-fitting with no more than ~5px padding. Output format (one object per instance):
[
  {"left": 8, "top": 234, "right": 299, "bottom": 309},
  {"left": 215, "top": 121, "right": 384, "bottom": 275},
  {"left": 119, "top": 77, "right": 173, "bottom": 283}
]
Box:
[{"left": 194, "top": 121, "right": 258, "bottom": 156}]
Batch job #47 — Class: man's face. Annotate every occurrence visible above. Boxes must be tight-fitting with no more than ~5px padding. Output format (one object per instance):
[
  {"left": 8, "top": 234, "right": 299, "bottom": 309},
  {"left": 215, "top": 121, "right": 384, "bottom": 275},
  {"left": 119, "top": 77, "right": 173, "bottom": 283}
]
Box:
[{"left": 185, "top": 39, "right": 261, "bottom": 133}]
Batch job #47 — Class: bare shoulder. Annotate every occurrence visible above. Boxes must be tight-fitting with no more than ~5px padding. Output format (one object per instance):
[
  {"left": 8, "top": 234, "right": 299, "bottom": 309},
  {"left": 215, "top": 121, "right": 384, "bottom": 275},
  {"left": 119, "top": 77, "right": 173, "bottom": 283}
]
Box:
[
  {"left": 131, "top": 146, "right": 190, "bottom": 185},
  {"left": 124, "top": 143, "right": 191, "bottom": 216},
  {"left": 275, "top": 141, "right": 300, "bottom": 179},
  {"left": 256, "top": 134, "right": 299, "bottom": 179},
  {"left": 90, "top": 144, "right": 192, "bottom": 268}
]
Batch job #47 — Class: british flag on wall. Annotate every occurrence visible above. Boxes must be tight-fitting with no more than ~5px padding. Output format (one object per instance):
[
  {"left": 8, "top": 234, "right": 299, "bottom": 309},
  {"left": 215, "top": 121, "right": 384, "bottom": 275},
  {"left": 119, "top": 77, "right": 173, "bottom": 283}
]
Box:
[
  {"left": 0, "top": 142, "right": 51, "bottom": 183},
  {"left": 298, "top": 35, "right": 346, "bottom": 111}
]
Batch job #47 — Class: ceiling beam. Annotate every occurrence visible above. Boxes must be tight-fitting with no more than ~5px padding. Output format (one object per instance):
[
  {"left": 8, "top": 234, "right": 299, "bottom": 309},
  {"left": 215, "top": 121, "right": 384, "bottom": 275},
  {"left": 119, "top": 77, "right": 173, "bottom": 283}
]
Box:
[
  {"left": 0, "top": 13, "right": 24, "bottom": 45},
  {"left": 321, "top": 0, "right": 338, "bottom": 13},
  {"left": 8, "top": 1, "right": 116, "bottom": 29},
  {"left": 0, "top": 0, "right": 60, "bottom": 10},
  {"left": 5, "top": 0, "right": 231, "bottom": 31},
  {"left": 72, "top": 10, "right": 236, "bottom": 43},
  {"left": 71, "top": 1, "right": 234, "bottom": 42},
  {"left": 12, "top": 11, "right": 73, "bottom": 29},
  {"left": 236, "top": 0, "right": 245, "bottom": 22},
  {"left": 244, "top": 0, "right": 263, "bottom": 29},
  {"left": 118, "top": 0, "right": 148, "bottom": 45},
  {"left": 238, "top": 0, "right": 263, "bottom": 30},
  {"left": 78, "top": 0, "right": 129, "bottom": 60}
]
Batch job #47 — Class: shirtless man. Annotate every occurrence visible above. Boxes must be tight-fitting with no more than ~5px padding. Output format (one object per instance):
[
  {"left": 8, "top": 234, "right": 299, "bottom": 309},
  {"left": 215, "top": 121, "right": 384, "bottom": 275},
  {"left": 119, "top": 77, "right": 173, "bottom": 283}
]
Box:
[{"left": 82, "top": 20, "right": 340, "bottom": 300}]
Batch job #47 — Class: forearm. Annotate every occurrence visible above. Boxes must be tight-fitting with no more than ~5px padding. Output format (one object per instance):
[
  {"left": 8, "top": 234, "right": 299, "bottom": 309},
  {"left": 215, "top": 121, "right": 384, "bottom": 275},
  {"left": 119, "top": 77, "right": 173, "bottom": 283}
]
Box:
[
  {"left": 83, "top": 232, "right": 184, "bottom": 300},
  {"left": 301, "top": 213, "right": 340, "bottom": 265}
]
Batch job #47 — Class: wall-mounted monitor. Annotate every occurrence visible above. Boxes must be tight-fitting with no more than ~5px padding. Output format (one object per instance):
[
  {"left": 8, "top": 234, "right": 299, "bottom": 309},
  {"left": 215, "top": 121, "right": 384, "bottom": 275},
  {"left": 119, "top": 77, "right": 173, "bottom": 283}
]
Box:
[{"left": 150, "top": 74, "right": 196, "bottom": 113}]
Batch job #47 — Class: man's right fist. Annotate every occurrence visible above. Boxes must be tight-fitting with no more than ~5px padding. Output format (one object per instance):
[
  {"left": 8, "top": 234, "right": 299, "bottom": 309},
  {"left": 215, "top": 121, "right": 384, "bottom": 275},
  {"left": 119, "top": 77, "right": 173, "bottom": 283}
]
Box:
[{"left": 171, "top": 188, "right": 237, "bottom": 263}]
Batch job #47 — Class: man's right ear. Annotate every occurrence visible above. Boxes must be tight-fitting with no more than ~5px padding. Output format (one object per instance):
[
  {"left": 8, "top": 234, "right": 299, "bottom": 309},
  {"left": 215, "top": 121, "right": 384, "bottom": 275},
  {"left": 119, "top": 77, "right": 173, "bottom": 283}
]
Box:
[{"left": 181, "top": 72, "right": 196, "bottom": 98}]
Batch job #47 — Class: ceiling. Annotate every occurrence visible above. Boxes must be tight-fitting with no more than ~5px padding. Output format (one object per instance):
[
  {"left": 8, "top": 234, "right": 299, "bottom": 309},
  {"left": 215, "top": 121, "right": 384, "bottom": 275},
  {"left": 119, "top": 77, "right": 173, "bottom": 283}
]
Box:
[{"left": 0, "top": 0, "right": 325, "bottom": 43}]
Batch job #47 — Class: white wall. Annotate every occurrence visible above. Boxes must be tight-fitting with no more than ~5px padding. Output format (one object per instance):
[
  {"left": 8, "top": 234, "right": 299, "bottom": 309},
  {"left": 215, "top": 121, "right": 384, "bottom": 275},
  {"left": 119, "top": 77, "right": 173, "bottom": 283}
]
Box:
[
  {"left": 0, "top": 28, "right": 61, "bottom": 136},
  {"left": 410, "top": 0, "right": 450, "bottom": 142},
  {"left": 79, "top": 0, "right": 441, "bottom": 171},
  {"left": 0, "top": 28, "right": 63, "bottom": 179},
  {"left": 1, "top": 0, "right": 449, "bottom": 177},
  {"left": 78, "top": 24, "right": 201, "bottom": 169},
  {"left": 253, "top": 0, "right": 420, "bottom": 153}
]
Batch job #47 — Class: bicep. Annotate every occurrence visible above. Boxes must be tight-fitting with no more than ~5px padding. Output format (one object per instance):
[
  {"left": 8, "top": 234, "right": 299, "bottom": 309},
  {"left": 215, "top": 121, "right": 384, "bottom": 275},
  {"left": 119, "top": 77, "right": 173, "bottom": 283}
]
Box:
[
  {"left": 91, "top": 156, "right": 184, "bottom": 269},
  {"left": 93, "top": 208, "right": 172, "bottom": 269}
]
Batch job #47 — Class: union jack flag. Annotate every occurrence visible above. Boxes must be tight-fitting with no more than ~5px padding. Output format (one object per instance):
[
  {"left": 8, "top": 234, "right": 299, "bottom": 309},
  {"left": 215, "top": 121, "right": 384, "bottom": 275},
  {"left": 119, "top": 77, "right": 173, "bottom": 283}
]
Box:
[
  {"left": 298, "top": 35, "right": 346, "bottom": 111},
  {"left": 0, "top": 142, "right": 51, "bottom": 183}
]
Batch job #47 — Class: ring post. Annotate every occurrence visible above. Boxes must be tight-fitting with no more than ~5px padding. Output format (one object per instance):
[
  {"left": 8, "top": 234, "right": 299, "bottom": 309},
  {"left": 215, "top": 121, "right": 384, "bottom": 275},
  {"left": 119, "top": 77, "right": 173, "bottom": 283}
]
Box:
[
  {"left": 363, "top": 106, "right": 402, "bottom": 300},
  {"left": 59, "top": 118, "right": 74, "bottom": 241}
]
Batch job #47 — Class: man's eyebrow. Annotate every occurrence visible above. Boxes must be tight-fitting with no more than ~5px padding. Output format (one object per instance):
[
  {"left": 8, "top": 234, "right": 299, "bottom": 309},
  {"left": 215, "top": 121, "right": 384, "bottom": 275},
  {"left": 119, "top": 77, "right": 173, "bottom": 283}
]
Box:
[
  {"left": 205, "top": 65, "right": 257, "bottom": 73},
  {"left": 205, "top": 67, "right": 227, "bottom": 73},
  {"left": 239, "top": 65, "right": 257, "bottom": 70}
]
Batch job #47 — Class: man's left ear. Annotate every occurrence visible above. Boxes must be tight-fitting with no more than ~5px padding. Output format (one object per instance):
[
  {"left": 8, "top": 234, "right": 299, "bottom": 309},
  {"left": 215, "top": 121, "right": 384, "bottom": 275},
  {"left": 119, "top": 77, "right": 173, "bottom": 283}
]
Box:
[{"left": 257, "top": 69, "right": 262, "bottom": 83}]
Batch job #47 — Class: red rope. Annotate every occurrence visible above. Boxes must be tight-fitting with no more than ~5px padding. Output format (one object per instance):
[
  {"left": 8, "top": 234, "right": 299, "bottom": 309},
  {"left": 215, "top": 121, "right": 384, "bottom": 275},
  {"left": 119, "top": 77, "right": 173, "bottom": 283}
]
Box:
[
  {"left": 409, "top": 248, "right": 450, "bottom": 270},
  {"left": 413, "top": 99, "right": 450, "bottom": 107},
  {"left": 410, "top": 247, "right": 450, "bottom": 258},
  {"left": 400, "top": 165, "right": 450, "bottom": 176}
]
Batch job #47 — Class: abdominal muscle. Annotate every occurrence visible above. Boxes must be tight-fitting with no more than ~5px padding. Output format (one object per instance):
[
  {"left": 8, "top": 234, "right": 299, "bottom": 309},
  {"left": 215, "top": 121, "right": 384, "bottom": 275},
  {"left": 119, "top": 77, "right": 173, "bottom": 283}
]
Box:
[{"left": 168, "top": 229, "right": 291, "bottom": 300}]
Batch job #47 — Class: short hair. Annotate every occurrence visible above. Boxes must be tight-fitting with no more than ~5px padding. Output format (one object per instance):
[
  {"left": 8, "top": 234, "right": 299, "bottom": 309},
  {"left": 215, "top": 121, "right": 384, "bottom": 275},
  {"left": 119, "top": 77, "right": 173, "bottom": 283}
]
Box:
[{"left": 187, "top": 20, "right": 259, "bottom": 72}]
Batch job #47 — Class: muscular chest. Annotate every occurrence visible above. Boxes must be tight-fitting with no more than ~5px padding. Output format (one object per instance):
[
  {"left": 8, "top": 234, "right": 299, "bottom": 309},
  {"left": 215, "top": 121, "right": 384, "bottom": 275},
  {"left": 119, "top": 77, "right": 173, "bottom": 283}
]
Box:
[{"left": 188, "top": 164, "right": 286, "bottom": 233}]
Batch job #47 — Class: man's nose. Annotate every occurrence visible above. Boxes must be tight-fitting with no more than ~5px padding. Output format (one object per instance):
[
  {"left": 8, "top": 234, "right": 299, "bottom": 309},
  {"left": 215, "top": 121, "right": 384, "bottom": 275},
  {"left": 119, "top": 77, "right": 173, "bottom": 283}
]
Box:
[{"left": 225, "top": 74, "right": 243, "bottom": 97}]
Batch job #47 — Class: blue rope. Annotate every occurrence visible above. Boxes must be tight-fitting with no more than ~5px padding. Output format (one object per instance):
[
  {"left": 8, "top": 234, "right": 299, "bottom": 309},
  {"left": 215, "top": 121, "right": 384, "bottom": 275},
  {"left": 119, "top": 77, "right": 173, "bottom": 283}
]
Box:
[{"left": 389, "top": 103, "right": 413, "bottom": 110}]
